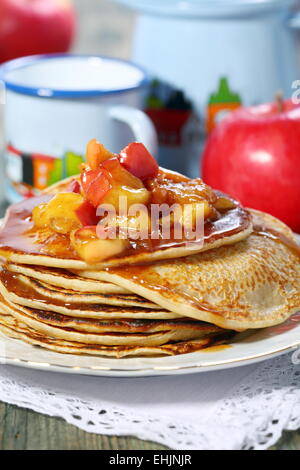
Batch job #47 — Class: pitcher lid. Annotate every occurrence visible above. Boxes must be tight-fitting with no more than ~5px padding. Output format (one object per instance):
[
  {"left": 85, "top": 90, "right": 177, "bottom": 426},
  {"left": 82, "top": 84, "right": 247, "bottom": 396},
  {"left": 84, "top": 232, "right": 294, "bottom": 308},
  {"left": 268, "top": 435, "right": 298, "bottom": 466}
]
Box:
[{"left": 114, "top": 0, "right": 294, "bottom": 17}]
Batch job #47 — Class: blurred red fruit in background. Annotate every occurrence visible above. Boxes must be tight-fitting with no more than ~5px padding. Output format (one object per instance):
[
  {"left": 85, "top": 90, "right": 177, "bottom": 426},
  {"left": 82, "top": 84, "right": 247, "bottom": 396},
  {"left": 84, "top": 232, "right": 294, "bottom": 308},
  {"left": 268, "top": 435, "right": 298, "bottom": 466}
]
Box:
[
  {"left": 0, "top": 0, "right": 76, "bottom": 63},
  {"left": 202, "top": 99, "right": 300, "bottom": 233}
]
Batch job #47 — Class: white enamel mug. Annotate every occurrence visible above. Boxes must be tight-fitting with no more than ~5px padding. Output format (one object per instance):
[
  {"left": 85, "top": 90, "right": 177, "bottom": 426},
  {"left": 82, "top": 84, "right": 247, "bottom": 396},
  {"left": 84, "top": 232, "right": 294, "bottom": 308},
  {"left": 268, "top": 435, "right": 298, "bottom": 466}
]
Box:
[{"left": 0, "top": 54, "right": 157, "bottom": 203}]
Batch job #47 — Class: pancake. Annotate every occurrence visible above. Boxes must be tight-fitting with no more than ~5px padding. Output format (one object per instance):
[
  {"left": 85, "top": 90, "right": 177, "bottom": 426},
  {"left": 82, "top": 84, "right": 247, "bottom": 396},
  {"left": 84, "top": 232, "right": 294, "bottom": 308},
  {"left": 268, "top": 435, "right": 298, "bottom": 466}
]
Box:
[
  {"left": 78, "top": 210, "right": 300, "bottom": 330},
  {"left": 0, "top": 274, "right": 179, "bottom": 321},
  {"left": 0, "top": 295, "right": 223, "bottom": 347},
  {"left": 0, "top": 295, "right": 221, "bottom": 335},
  {"left": 6, "top": 263, "right": 129, "bottom": 294},
  {"left": 0, "top": 307, "right": 230, "bottom": 357},
  {"left": 0, "top": 189, "right": 253, "bottom": 269},
  {"left": 0, "top": 268, "right": 159, "bottom": 309}
]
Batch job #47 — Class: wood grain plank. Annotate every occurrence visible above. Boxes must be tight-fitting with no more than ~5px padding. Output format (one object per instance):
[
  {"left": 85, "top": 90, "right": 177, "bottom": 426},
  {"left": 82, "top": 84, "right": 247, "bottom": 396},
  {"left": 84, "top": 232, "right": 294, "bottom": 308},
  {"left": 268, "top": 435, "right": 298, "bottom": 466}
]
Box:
[
  {"left": 271, "top": 429, "right": 300, "bottom": 450},
  {"left": 0, "top": 402, "right": 168, "bottom": 450}
]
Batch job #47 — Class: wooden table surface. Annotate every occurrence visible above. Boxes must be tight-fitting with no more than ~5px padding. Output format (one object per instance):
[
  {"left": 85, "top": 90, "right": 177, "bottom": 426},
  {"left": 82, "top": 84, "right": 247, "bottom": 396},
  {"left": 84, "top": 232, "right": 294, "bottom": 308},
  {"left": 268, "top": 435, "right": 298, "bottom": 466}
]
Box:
[
  {"left": 0, "top": 400, "right": 300, "bottom": 450},
  {"left": 0, "top": 0, "right": 299, "bottom": 450}
]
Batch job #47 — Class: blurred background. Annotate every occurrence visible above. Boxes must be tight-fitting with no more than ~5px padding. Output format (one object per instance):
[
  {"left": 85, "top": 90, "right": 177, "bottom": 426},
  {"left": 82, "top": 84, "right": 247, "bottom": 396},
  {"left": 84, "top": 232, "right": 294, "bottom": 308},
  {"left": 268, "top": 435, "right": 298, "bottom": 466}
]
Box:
[
  {"left": 72, "top": 0, "right": 135, "bottom": 58},
  {"left": 1, "top": 0, "right": 300, "bottom": 230},
  {"left": 3, "top": 0, "right": 300, "bottom": 175}
]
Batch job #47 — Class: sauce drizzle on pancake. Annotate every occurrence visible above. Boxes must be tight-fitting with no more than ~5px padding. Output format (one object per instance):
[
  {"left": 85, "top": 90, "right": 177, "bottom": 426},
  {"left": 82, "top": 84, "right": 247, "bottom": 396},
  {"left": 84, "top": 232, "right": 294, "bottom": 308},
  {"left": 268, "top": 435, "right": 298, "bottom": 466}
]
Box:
[
  {"left": 253, "top": 225, "right": 300, "bottom": 259},
  {"left": 0, "top": 195, "right": 79, "bottom": 259},
  {"left": 107, "top": 223, "right": 300, "bottom": 327},
  {"left": 107, "top": 264, "right": 234, "bottom": 320},
  {"left": 0, "top": 194, "right": 252, "bottom": 261}
]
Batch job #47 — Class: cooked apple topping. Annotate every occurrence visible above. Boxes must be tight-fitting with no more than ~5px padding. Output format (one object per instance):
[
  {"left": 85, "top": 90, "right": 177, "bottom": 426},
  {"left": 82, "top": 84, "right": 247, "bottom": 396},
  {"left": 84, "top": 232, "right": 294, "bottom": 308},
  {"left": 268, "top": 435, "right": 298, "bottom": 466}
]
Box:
[
  {"left": 70, "top": 226, "right": 129, "bottom": 264},
  {"left": 32, "top": 193, "right": 84, "bottom": 234},
  {"left": 31, "top": 139, "right": 239, "bottom": 263}
]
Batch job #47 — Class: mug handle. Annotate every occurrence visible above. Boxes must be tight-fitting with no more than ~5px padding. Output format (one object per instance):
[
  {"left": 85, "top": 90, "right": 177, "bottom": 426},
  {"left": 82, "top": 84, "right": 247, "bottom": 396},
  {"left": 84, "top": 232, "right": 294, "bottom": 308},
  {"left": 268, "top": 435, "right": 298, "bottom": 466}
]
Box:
[{"left": 109, "top": 105, "right": 158, "bottom": 157}]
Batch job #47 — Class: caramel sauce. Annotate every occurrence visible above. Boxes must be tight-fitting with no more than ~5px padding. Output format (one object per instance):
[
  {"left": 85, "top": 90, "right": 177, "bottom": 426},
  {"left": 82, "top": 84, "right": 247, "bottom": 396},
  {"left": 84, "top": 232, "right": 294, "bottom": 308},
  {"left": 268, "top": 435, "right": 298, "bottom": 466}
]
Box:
[
  {"left": 116, "top": 206, "right": 251, "bottom": 258},
  {"left": 0, "top": 195, "right": 51, "bottom": 253},
  {"left": 0, "top": 195, "right": 80, "bottom": 259},
  {"left": 107, "top": 264, "right": 234, "bottom": 321},
  {"left": 0, "top": 194, "right": 251, "bottom": 261},
  {"left": 166, "top": 332, "right": 235, "bottom": 354},
  {"left": 253, "top": 225, "right": 300, "bottom": 259},
  {"left": 158, "top": 168, "right": 190, "bottom": 183},
  {"left": 108, "top": 223, "right": 299, "bottom": 325},
  {"left": 200, "top": 343, "right": 232, "bottom": 353}
]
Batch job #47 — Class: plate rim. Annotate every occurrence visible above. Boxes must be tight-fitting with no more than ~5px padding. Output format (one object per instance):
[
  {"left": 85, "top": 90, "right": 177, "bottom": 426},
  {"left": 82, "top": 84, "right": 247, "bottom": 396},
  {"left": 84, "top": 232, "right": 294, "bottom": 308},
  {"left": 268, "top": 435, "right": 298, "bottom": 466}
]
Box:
[{"left": 0, "top": 333, "right": 299, "bottom": 377}]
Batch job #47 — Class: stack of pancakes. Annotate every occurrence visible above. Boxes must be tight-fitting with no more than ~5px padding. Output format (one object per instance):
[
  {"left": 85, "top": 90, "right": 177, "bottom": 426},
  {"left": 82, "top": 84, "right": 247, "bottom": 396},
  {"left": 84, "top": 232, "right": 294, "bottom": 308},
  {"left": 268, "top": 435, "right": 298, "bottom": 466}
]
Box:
[
  {"left": 0, "top": 181, "right": 299, "bottom": 358},
  {"left": 0, "top": 263, "right": 230, "bottom": 357}
]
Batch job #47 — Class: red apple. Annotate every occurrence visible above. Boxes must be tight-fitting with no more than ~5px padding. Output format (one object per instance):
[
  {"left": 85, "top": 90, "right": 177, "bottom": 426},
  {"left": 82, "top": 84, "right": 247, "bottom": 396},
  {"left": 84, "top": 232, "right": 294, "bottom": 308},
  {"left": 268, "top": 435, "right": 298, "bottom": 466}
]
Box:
[
  {"left": 202, "top": 99, "right": 300, "bottom": 232},
  {"left": 0, "top": 0, "right": 76, "bottom": 63}
]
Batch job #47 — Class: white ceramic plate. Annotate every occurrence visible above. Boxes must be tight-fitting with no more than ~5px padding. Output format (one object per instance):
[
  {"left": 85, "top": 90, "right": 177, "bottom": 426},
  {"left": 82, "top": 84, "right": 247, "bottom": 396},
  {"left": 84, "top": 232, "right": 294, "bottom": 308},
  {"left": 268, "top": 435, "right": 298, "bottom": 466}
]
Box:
[
  {"left": 1, "top": 315, "right": 300, "bottom": 377},
  {"left": 0, "top": 221, "right": 299, "bottom": 377}
]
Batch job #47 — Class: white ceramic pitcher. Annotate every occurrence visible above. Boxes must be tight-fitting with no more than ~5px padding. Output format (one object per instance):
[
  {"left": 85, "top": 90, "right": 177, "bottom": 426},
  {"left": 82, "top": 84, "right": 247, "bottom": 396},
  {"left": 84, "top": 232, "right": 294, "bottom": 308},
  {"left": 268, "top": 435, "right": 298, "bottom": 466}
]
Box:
[{"left": 115, "top": 0, "right": 300, "bottom": 114}]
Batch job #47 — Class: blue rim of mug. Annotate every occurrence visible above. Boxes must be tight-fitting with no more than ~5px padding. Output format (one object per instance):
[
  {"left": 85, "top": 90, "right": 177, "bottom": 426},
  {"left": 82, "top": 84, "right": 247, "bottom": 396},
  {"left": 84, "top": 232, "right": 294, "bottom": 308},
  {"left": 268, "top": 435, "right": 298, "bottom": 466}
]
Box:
[{"left": 0, "top": 53, "right": 150, "bottom": 98}]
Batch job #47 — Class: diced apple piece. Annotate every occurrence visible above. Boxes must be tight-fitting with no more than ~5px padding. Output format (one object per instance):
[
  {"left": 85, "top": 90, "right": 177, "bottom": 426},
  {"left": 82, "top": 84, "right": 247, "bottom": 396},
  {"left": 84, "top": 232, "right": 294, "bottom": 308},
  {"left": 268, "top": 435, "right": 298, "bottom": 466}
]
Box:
[
  {"left": 124, "top": 214, "right": 150, "bottom": 234},
  {"left": 86, "top": 139, "right": 114, "bottom": 169},
  {"left": 103, "top": 185, "right": 150, "bottom": 211},
  {"left": 32, "top": 193, "right": 84, "bottom": 234},
  {"left": 214, "top": 195, "right": 237, "bottom": 211},
  {"left": 70, "top": 227, "right": 129, "bottom": 263},
  {"left": 174, "top": 201, "right": 212, "bottom": 229},
  {"left": 82, "top": 239, "right": 129, "bottom": 263},
  {"left": 119, "top": 142, "right": 159, "bottom": 180},
  {"left": 108, "top": 213, "right": 150, "bottom": 239},
  {"left": 102, "top": 157, "right": 144, "bottom": 189},
  {"left": 66, "top": 179, "right": 81, "bottom": 194},
  {"left": 49, "top": 217, "right": 80, "bottom": 234},
  {"left": 75, "top": 200, "right": 99, "bottom": 226},
  {"left": 81, "top": 168, "right": 112, "bottom": 208},
  {"left": 100, "top": 157, "right": 150, "bottom": 210}
]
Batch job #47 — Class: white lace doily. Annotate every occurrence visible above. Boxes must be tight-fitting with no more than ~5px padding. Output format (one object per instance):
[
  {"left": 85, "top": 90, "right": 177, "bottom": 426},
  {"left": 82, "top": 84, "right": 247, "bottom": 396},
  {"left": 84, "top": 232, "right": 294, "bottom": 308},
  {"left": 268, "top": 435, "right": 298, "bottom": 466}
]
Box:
[{"left": 0, "top": 352, "right": 299, "bottom": 449}]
